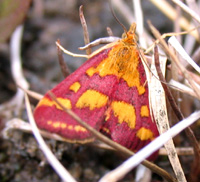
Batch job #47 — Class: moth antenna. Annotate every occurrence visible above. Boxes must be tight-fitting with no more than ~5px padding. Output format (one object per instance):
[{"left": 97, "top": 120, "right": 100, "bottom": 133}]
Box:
[{"left": 109, "top": 0, "right": 127, "bottom": 34}]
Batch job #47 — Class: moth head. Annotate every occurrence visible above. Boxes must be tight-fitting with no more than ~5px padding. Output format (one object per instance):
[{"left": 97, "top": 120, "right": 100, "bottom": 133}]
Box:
[{"left": 122, "top": 23, "right": 138, "bottom": 45}]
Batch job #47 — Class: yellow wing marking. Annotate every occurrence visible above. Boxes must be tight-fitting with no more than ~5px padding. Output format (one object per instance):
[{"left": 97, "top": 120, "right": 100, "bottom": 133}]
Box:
[
  {"left": 76, "top": 89, "right": 108, "bottom": 110},
  {"left": 136, "top": 127, "right": 154, "bottom": 141},
  {"left": 86, "top": 67, "right": 96, "bottom": 77},
  {"left": 111, "top": 101, "right": 136, "bottom": 129},
  {"left": 47, "top": 121, "right": 67, "bottom": 129},
  {"left": 69, "top": 82, "right": 81, "bottom": 93},
  {"left": 37, "top": 97, "right": 72, "bottom": 110},
  {"left": 74, "top": 125, "right": 87, "bottom": 132},
  {"left": 140, "top": 105, "right": 149, "bottom": 117},
  {"left": 47, "top": 121, "right": 87, "bottom": 132}
]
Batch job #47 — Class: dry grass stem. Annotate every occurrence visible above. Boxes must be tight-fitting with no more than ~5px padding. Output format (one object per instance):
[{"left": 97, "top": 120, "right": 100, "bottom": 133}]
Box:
[
  {"left": 159, "top": 147, "right": 194, "bottom": 156},
  {"left": 56, "top": 39, "right": 71, "bottom": 77},
  {"left": 25, "top": 93, "right": 77, "bottom": 182},
  {"left": 169, "top": 79, "right": 199, "bottom": 99},
  {"left": 55, "top": 41, "right": 89, "bottom": 58},
  {"left": 133, "top": 0, "right": 147, "bottom": 48},
  {"left": 0, "top": 25, "right": 29, "bottom": 115},
  {"left": 18, "top": 85, "right": 43, "bottom": 100}
]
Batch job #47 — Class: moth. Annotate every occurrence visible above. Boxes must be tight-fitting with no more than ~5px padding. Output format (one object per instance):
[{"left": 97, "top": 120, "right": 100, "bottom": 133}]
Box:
[{"left": 34, "top": 23, "right": 159, "bottom": 159}]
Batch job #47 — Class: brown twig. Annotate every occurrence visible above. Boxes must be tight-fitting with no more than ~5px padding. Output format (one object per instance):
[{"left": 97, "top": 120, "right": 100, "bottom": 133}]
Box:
[
  {"left": 56, "top": 39, "right": 70, "bottom": 78},
  {"left": 79, "top": 5, "right": 91, "bottom": 55}
]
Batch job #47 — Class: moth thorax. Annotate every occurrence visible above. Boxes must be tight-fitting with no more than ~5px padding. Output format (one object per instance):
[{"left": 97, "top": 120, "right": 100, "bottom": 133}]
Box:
[{"left": 112, "top": 45, "right": 139, "bottom": 73}]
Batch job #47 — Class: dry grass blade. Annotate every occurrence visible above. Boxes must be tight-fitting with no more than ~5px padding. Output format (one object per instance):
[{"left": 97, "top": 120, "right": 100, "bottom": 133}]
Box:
[
  {"left": 159, "top": 147, "right": 194, "bottom": 156},
  {"left": 133, "top": 0, "right": 146, "bottom": 48},
  {"left": 25, "top": 93, "right": 77, "bottom": 182},
  {"left": 153, "top": 46, "right": 186, "bottom": 182},
  {"left": 168, "top": 36, "right": 200, "bottom": 74},
  {"left": 169, "top": 79, "right": 199, "bottom": 99},
  {"left": 99, "top": 111, "right": 200, "bottom": 182}
]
